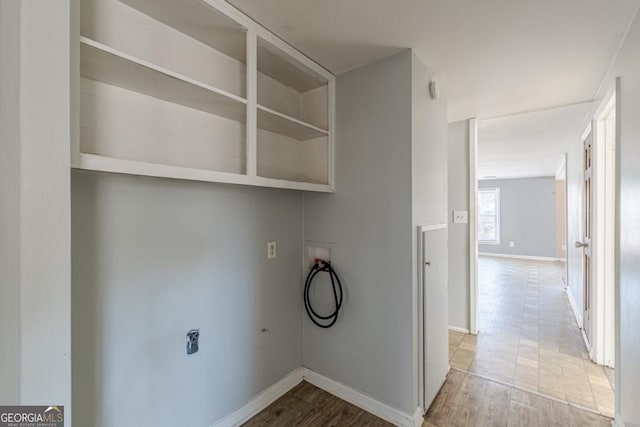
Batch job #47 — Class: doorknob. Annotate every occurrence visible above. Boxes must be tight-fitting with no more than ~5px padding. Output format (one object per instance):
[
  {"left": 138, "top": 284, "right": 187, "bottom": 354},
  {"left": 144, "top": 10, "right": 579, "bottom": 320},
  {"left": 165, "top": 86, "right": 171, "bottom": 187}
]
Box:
[
  {"left": 425, "top": 261, "right": 431, "bottom": 266},
  {"left": 575, "top": 241, "right": 588, "bottom": 248}
]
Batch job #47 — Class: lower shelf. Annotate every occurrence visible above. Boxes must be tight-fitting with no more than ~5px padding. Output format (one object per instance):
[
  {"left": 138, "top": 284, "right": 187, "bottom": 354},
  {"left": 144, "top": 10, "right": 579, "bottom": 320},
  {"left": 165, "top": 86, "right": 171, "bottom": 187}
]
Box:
[{"left": 74, "top": 153, "right": 333, "bottom": 193}]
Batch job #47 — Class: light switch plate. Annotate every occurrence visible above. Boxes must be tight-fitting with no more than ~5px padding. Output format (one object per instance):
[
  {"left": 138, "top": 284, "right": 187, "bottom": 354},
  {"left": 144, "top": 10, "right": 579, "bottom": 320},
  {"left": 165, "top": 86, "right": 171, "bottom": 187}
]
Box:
[
  {"left": 267, "top": 241, "right": 277, "bottom": 259},
  {"left": 452, "top": 210, "right": 469, "bottom": 224}
]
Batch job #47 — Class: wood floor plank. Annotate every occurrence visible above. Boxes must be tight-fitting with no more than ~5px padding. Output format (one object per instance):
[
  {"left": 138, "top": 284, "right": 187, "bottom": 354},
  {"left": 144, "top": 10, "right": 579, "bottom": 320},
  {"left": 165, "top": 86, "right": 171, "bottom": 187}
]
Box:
[
  {"left": 242, "top": 393, "right": 314, "bottom": 427},
  {"left": 424, "top": 369, "right": 466, "bottom": 424},
  {"left": 422, "top": 371, "right": 611, "bottom": 427},
  {"left": 507, "top": 400, "right": 540, "bottom": 427}
]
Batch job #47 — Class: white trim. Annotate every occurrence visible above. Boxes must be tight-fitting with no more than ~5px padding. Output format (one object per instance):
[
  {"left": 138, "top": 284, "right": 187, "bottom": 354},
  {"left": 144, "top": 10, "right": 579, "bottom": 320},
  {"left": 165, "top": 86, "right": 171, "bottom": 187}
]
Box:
[
  {"left": 556, "top": 157, "right": 567, "bottom": 180},
  {"left": 591, "top": 88, "right": 617, "bottom": 367},
  {"left": 448, "top": 325, "right": 470, "bottom": 334},
  {"left": 469, "top": 118, "right": 479, "bottom": 335},
  {"left": 567, "top": 287, "right": 584, "bottom": 329},
  {"left": 209, "top": 366, "right": 423, "bottom": 427},
  {"left": 303, "top": 368, "right": 418, "bottom": 427},
  {"left": 582, "top": 122, "right": 593, "bottom": 143},
  {"left": 245, "top": 28, "right": 257, "bottom": 177},
  {"left": 478, "top": 252, "right": 564, "bottom": 262},
  {"left": 76, "top": 154, "right": 334, "bottom": 193},
  {"left": 416, "top": 223, "right": 448, "bottom": 412},
  {"left": 413, "top": 407, "right": 425, "bottom": 427},
  {"left": 209, "top": 368, "right": 304, "bottom": 427}
]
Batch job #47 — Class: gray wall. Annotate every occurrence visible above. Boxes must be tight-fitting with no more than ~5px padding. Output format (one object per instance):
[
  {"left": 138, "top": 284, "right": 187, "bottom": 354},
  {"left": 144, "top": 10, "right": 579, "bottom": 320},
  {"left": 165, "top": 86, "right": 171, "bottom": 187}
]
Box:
[
  {"left": 303, "top": 50, "right": 448, "bottom": 415},
  {"left": 411, "top": 52, "right": 449, "bottom": 408},
  {"left": 303, "top": 51, "right": 414, "bottom": 414},
  {"left": 0, "top": 0, "right": 22, "bottom": 404},
  {"left": 72, "top": 171, "right": 303, "bottom": 426},
  {"left": 447, "top": 120, "right": 471, "bottom": 331},
  {"left": 479, "top": 177, "right": 557, "bottom": 258}
]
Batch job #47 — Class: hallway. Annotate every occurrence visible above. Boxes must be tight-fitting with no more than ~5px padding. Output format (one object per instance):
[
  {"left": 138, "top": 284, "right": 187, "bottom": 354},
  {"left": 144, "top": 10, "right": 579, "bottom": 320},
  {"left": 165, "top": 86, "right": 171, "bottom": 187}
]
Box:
[{"left": 449, "top": 256, "right": 615, "bottom": 417}]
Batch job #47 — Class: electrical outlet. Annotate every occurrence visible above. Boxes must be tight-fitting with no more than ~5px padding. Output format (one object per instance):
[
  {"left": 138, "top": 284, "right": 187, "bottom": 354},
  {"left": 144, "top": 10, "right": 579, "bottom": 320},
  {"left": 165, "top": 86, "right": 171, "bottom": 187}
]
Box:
[
  {"left": 186, "top": 329, "right": 199, "bottom": 355},
  {"left": 509, "top": 241, "right": 515, "bottom": 248},
  {"left": 267, "top": 241, "right": 277, "bottom": 259}
]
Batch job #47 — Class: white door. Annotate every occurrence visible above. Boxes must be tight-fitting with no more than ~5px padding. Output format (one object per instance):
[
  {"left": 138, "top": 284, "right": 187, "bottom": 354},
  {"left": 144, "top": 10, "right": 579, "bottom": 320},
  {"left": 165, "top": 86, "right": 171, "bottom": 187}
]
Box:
[
  {"left": 579, "top": 132, "right": 593, "bottom": 343},
  {"left": 422, "top": 227, "right": 449, "bottom": 410}
]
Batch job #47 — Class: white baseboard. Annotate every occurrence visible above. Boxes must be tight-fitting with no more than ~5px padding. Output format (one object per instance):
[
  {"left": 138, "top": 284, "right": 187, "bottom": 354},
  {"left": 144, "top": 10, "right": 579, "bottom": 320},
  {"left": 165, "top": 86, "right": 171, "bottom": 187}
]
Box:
[
  {"left": 479, "top": 252, "right": 564, "bottom": 262},
  {"left": 210, "top": 368, "right": 304, "bottom": 427},
  {"left": 613, "top": 417, "right": 625, "bottom": 427},
  {"left": 412, "top": 407, "right": 425, "bottom": 427},
  {"left": 448, "top": 325, "right": 470, "bottom": 334},
  {"left": 210, "top": 367, "right": 417, "bottom": 427},
  {"left": 566, "top": 287, "right": 583, "bottom": 329},
  {"left": 303, "top": 367, "right": 417, "bottom": 427}
]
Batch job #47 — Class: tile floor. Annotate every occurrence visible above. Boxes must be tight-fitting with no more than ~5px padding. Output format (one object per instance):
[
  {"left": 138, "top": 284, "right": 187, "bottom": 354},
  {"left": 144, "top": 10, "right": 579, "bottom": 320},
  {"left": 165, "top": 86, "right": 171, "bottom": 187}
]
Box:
[{"left": 449, "top": 256, "right": 615, "bottom": 417}]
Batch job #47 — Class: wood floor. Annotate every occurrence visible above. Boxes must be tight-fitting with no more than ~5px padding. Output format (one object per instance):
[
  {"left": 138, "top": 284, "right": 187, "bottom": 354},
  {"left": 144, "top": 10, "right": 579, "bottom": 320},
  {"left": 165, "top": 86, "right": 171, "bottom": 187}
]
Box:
[
  {"left": 243, "top": 372, "right": 612, "bottom": 426},
  {"left": 450, "top": 256, "right": 615, "bottom": 416},
  {"left": 424, "top": 369, "right": 612, "bottom": 427},
  {"left": 243, "top": 257, "right": 615, "bottom": 426},
  {"left": 241, "top": 381, "right": 393, "bottom": 427}
]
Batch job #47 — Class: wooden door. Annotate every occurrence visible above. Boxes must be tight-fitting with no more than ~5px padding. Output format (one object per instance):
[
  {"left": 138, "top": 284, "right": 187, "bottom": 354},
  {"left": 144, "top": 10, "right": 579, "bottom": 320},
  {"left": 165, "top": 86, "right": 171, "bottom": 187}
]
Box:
[{"left": 422, "top": 227, "right": 449, "bottom": 410}]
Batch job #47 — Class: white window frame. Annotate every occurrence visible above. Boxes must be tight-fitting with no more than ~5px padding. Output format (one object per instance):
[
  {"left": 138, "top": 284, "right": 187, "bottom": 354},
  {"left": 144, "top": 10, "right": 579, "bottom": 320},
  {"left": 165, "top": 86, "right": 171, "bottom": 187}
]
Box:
[{"left": 478, "top": 187, "right": 501, "bottom": 245}]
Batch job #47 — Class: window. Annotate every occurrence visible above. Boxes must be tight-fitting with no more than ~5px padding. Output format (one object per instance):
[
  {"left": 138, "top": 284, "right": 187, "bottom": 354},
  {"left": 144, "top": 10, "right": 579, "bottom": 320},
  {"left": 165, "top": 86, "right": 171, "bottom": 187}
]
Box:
[{"left": 478, "top": 188, "right": 500, "bottom": 244}]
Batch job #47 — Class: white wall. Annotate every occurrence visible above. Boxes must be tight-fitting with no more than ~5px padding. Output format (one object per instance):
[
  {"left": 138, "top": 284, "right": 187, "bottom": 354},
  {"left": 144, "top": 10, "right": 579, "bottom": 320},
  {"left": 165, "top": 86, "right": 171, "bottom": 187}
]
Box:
[
  {"left": 0, "top": 0, "right": 22, "bottom": 404},
  {"left": 303, "top": 50, "right": 448, "bottom": 416},
  {"left": 71, "top": 172, "right": 304, "bottom": 426},
  {"left": 447, "top": 120, "right": 471, "bottom": 331},
  {"left": 565, "top": 8, "right": 640, "bottom": 425},
  {"left": 613, "top": 11, "right": 640, "bottom": 426},
  {"left": 0, "top": 0, "right": 73, "bottom": 420},
  {"left": 478, "top": 177, "right": 557, "bottom": 258}
]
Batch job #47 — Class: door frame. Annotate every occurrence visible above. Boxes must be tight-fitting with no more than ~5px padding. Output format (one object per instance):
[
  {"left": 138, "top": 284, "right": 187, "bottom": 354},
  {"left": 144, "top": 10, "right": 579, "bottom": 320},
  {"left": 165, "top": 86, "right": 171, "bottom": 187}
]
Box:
[
  {"left": 469, "top": 119, "right": 479, "bottom": 335},
  {"left": 591, "top": 87, "right": 617, "bottom": 366},
  {"left": 417, "top": 223, "right": 448, "bottom": 413}
]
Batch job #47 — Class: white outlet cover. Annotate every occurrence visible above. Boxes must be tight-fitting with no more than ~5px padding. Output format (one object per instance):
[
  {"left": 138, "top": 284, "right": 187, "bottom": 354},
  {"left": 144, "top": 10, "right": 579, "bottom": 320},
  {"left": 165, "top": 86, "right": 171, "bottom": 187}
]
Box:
[
  {"left": 267, "top": 241, "right": 277, "bottom": 259},
  {"left": 509, "top": 241, "right": 515, "bottom": 247},
  {"left": 452, "top": 210, "right": 469, "bottom": 224}
]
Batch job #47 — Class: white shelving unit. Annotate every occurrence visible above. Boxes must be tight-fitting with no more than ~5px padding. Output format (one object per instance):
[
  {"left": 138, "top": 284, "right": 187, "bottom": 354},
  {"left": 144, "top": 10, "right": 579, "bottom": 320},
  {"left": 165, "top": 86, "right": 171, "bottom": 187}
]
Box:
[{"left": 72, "top": 0, "right": 334, "bottom": 192}]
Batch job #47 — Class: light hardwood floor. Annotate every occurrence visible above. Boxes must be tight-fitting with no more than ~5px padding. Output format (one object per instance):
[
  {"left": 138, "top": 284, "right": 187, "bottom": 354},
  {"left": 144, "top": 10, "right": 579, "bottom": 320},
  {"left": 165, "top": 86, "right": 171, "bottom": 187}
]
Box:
[
  {"left": 242, "top": 373, "right": 612, "bottom": 426},
  {"left": 424, "top": 369, "right": 612, "bottom": 427},
  {"left": 242, "top": 256, "right": 615, "bottom": 426},
  {"left": 449, "top": 256, "right": 615, "bottom": 416}
]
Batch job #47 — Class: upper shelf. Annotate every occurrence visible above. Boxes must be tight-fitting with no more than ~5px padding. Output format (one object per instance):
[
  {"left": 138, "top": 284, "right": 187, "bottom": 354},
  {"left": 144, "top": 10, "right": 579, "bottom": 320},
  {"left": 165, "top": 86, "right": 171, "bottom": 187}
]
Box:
[
  {"left": 257, "top": 105, "right": 329, "bottom": 141},
  {"left": 258, "top": 37, "right": 328, "bottom": 93},
  {"left": 121, "top": 0, "right": 247, "bottom": 63},
  {"left": 80, "top": 37, "right": 247, "bottom": 123}
]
